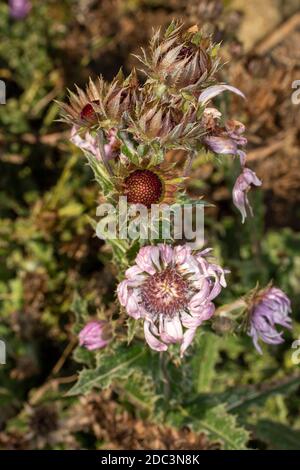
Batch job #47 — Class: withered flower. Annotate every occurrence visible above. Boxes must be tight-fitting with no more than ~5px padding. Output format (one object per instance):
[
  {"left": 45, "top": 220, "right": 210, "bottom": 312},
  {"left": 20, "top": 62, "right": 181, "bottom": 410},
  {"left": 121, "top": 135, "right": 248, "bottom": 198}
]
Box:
[
  {"left": 137, "top": 22, "right": 220, "bottom": 94},
  {"left": 246, "top": 285, "right": 292, "bottom": 354},
  {"left": 232, "top": 167, "right": 262, "bottom": 223},
  {"left": 128, "top": 94, "right": 206, "bottom": 149},
  {"left": 59, "top": 69, "right": 138, "bottom": 130},
  {"left": 94, "top": 69, "right": 139, "bottom": 128},
  {"left": 59, "top": 77, "right": 102, "bottom": 128}
]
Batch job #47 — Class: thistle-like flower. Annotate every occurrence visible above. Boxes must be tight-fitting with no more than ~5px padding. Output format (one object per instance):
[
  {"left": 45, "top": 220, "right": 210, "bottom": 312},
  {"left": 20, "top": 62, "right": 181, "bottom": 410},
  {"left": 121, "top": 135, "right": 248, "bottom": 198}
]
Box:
[
  {"left": 138, "top": 22, "right": 220, "bottom": 94},
  {"left": 232, "top": 167, "right": 262, "bottom": 223},
  {"left": 59, "top": 77, "right": 105, "bottom": 129},
  {"left": 117, "top": 244, "right": 227, "bottom": 356},
  {"left": 78, "top": 321, "right": 110, "bottom": 351},
  {"left": 59, "top": 70, "right": 138, "bottom": 130},
  {"left": 247, "top": 286, "right": 292, "bottom": 354}
]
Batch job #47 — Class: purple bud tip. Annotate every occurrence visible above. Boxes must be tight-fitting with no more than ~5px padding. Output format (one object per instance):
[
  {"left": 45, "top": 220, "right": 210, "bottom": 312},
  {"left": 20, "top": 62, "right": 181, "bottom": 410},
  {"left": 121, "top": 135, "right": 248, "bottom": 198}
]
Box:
[
  {"left": 78, "top": 321, "right": 109, "bottom": 351},
  {"left": 9, "top": 0, "right": 31, "bottom": 20}
]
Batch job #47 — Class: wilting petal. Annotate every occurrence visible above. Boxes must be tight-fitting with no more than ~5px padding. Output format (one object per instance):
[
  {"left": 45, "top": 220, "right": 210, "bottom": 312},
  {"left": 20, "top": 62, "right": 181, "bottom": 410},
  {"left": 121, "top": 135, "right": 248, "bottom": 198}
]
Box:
[
  {"left": 189, "top": 281, "right": 211, "bottom": 309},
  {"left": 199, "top": 84, "right": 245, "bottom": 106},
  {"left": 225, "top": 119, "right": 246, "bottom": 137},
  {"left": 126, "top": 291, "right": 142, "bottom": 319},
  {"left": 237, "top": 150, "right": 247, "bottom": 167},
  {"left": 173, "top": 244, "right": 191, "bottom": 264},
  {"left": 180, "top": 328, "right": 197, "bottom": 357},
  {"left": 204, "top": 135, "right": 237, "bottom": 155},
  {"left": 158, "top": 244, "right": 174, "bottom": 265},
  {"left": 103, "top": 128, "right": 120, "bottom": 161},
  {"left": 135, "top": 245, "right": 160, "bottom": 274},
  {"left": 144, "top": 321, "right": 168, "bottom": 352},
  {"left": 188, "top": 303, "right": 215, "bottom": 323},
  {"left": 232, "top": 167, "right": 262, "bottom": 223},
  {"left": 125, "top": 265, "right": 146, "bottom": 283},
  {"left": 160, "top": 315, "right": 183, "bottom": 344},
  {"left": 117, "top": 280, "right": 131, "bottom": 306},
  {"left": 203, "top": 107, "right": 222, "bottom": 120},
  {"left": 70, "top": 126, "right": 101, "bottom": 160}
]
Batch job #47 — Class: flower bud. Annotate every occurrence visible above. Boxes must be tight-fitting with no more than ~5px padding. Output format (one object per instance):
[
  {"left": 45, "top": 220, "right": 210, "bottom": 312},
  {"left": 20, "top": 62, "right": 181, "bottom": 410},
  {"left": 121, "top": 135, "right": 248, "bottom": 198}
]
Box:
[
  {"left": 138, "top": 22, "right": 220, "bottom": 94},
  {"left": 78, "top": 321, "right": 111, "bottom": 351}
]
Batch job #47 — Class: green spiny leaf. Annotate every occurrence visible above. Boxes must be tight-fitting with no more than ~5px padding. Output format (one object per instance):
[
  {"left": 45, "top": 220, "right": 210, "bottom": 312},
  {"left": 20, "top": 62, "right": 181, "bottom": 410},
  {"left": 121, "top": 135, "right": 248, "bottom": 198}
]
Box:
[
  {"left": 226, "top": 375, "right": 300, "bottom": 414},
  {"left": 66, "top": 344, "right": 146, "bottom": 396},
  {"left": 188, "top": 404, "right": 249, "bottom": 450}
]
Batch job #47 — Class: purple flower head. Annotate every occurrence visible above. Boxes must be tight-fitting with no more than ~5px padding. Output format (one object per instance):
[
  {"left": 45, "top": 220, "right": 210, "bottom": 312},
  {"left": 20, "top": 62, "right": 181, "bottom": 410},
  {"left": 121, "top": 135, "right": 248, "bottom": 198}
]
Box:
[
  {"left": 78, "top": 321, "right": 110, "bottom": 351},
  {"left": 248, "top": 286, "right": 292, "bottom": 354},
  {"left": 9, "top": 0, "right": 31, "bottom": 19},
  {"left": 117, "top": 244, "right": 228, "bottom": 357},
  {"left": 232, "top": 167, "right": 262, "bottom": 223}
]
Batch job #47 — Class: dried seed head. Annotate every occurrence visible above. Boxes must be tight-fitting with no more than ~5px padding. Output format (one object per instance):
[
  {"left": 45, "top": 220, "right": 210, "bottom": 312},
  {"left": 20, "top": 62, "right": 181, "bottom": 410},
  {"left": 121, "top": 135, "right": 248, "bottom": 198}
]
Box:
[{"left": 124, "top": 169, "right": 163, "bottom": 208}]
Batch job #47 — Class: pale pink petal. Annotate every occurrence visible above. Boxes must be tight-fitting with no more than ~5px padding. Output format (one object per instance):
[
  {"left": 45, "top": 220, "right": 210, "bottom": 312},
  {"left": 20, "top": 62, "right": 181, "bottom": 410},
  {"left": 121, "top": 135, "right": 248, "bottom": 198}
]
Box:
[
  {"left": 199, "top": 84, "right": 246, "bottom": 106},
  {"left": 183, "top": 303, "right": 215, "bottom": 326},
  {"left": 158, "top": 244, "right": 174, "bottom": 265},
  {"left": 125, "top": 265, "right": 146, "bottom": 283},
  {"left": 180, "top": 328, "right": 197, "bottom": 357},
  {"left": 135, "top": 245, "right": 160, "bottom": 275},
  {"left": 144, "top": 321, "right": 168, "bottom": 352},
  {"left": 160, "top": 315, "right": 183, "bottom": 344},
  {"left": 204, "top": 135, "right": 237, "bottom": 155},
  {"left": 117, "top": 280, "right": 130, "bottom": 306},
  {"left": 70, "top": 126, "right": 101, "bottom": 160},
  {"left": 188, "top": 281, "right": 211, "bottom": 308},
  {"left": 126, "top": 292, "right": 142, "bottom": 319},
  {"left": 173, "top": 245, "right": 191, "bottom": 264}
]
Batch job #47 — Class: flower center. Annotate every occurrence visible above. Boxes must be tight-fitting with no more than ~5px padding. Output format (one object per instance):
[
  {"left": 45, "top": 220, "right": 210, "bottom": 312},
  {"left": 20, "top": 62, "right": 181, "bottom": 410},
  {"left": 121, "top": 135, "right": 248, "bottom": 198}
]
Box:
[
  {"left": 124, "top": 169, "right": 163, "bottom": 208},
  {"left": 141, "top": 267, "right": 189, "bottom": 317},
  {"left": 80, "top": 100, "right": 99, "bottom": 121}
]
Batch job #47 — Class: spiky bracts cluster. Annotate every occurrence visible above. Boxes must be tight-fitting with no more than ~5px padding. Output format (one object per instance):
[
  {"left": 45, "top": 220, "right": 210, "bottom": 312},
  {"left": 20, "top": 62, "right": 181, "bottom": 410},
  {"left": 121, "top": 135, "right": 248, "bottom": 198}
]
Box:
[
  {"left": 136, "top": 23, "right": 220, "bottom": 94},
  {"left": 60, "top": 22, "right": 292, "bottom": 357}
]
